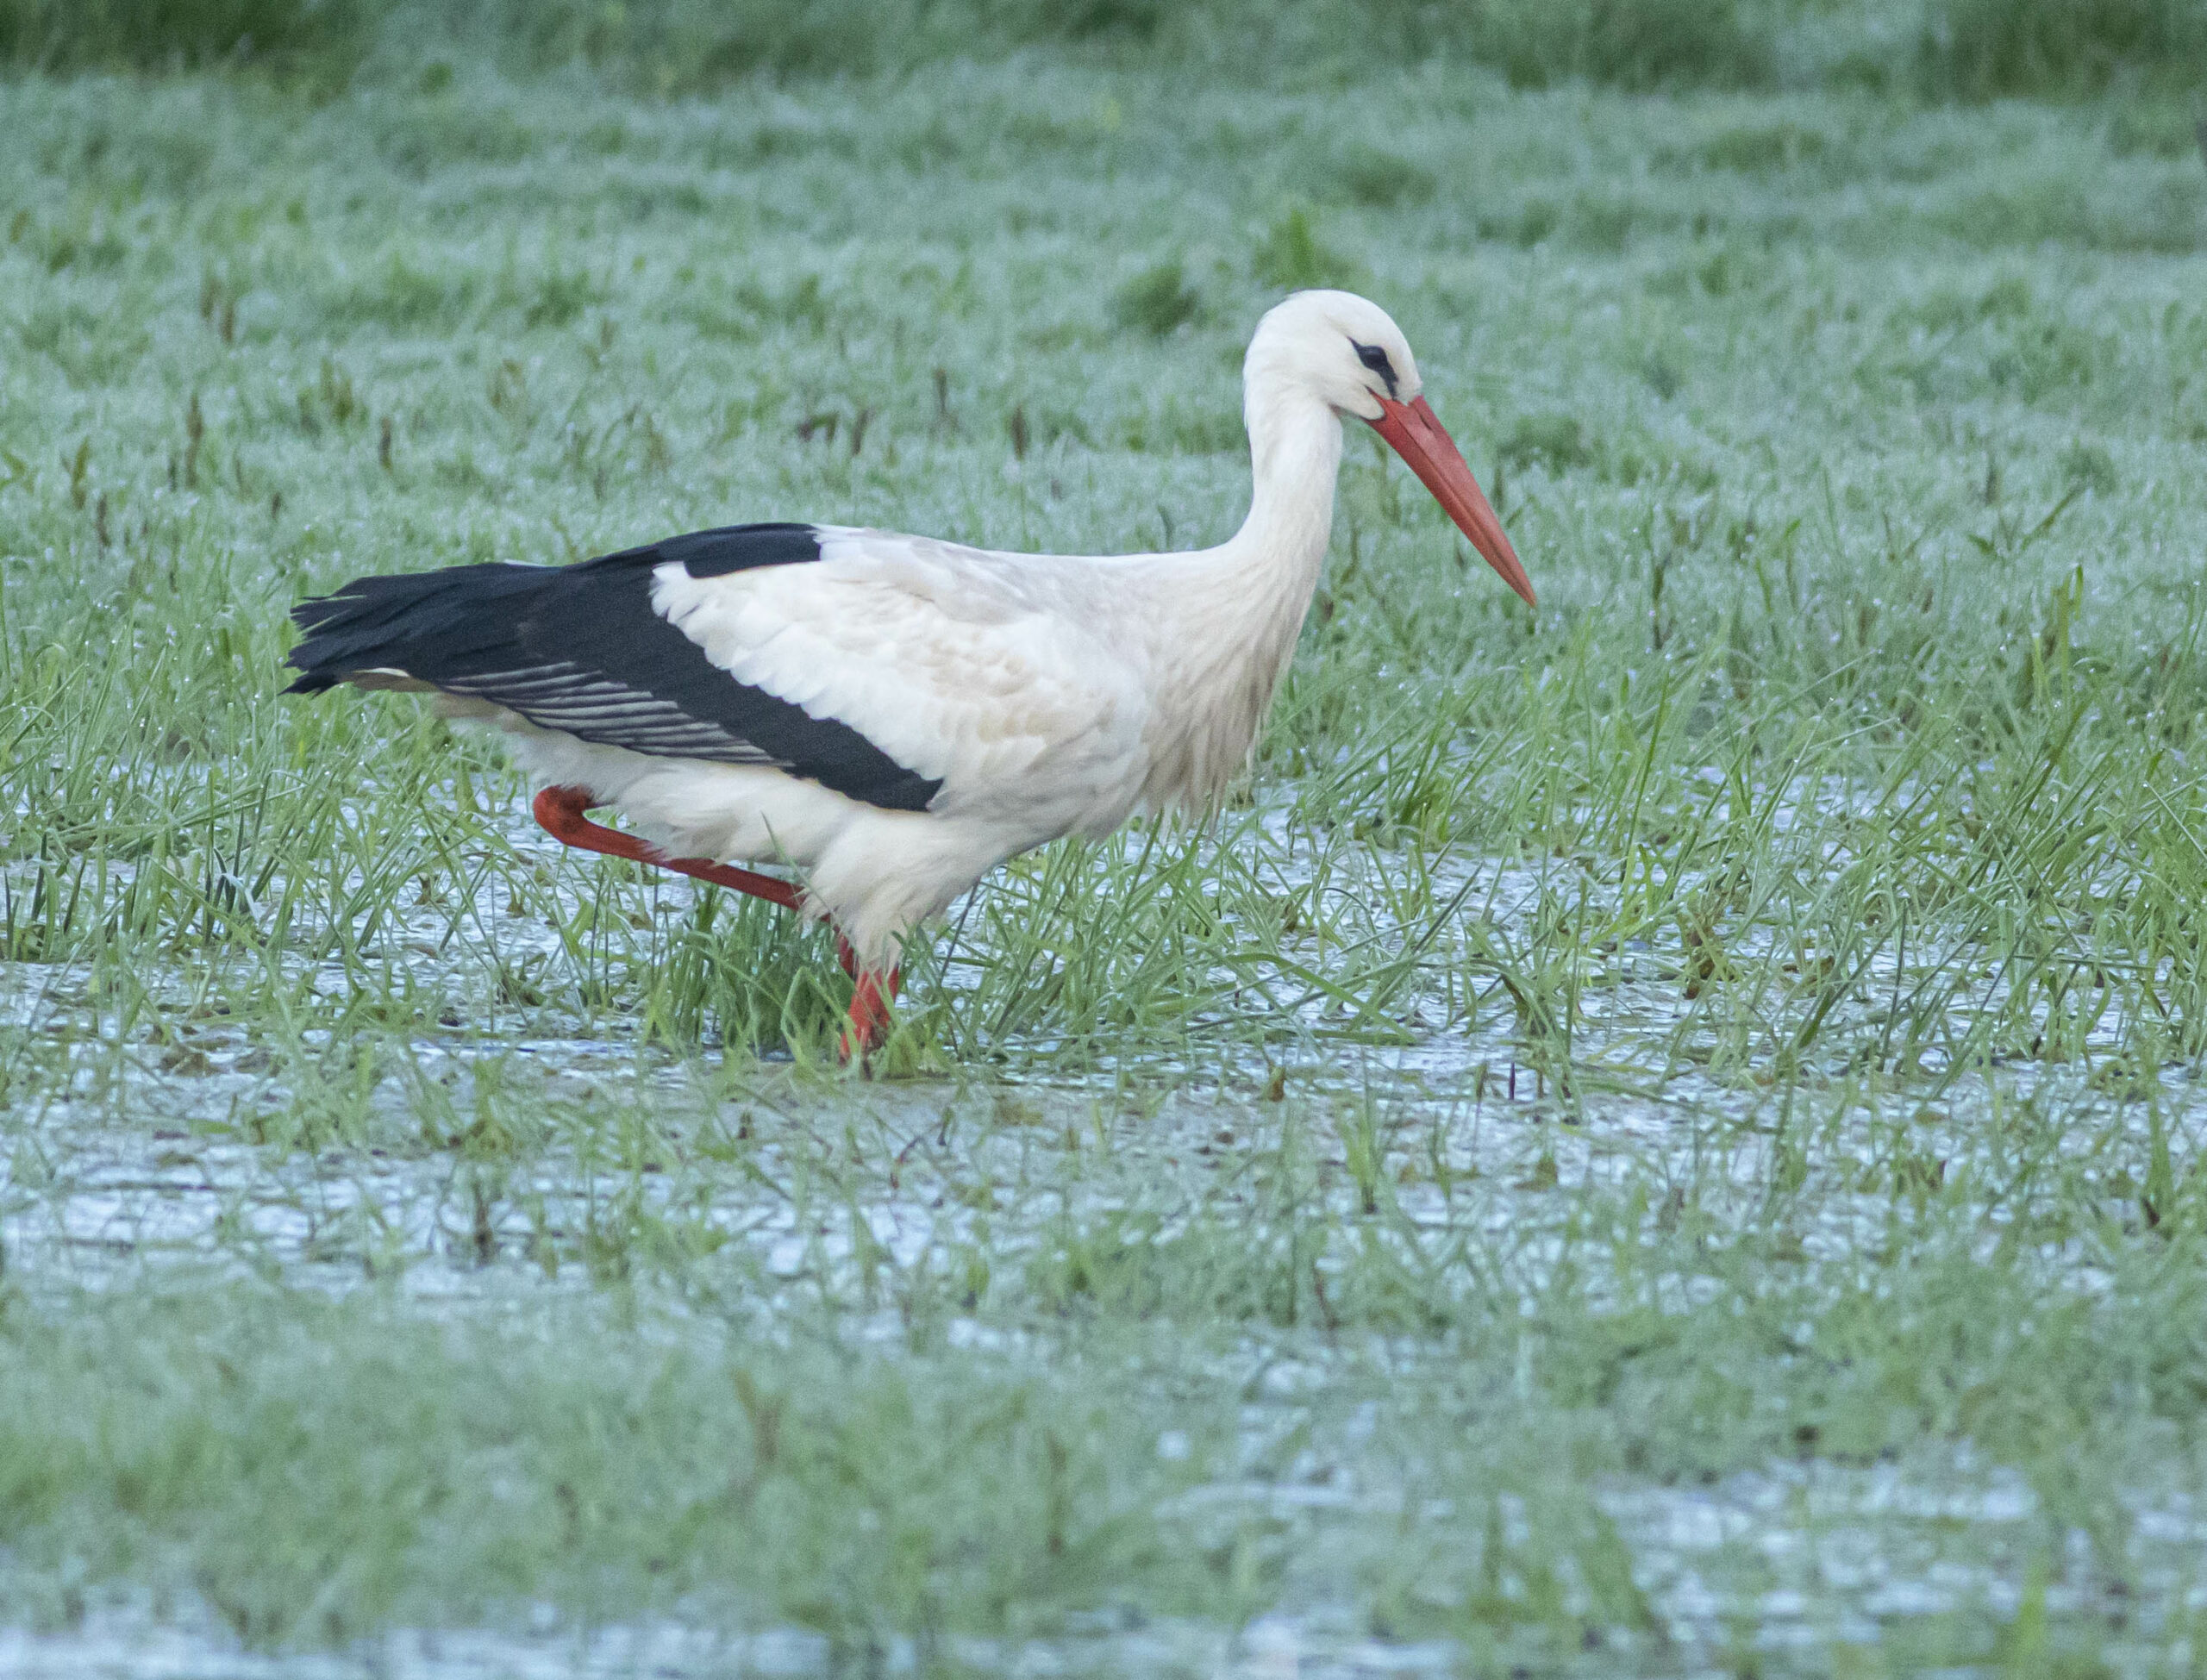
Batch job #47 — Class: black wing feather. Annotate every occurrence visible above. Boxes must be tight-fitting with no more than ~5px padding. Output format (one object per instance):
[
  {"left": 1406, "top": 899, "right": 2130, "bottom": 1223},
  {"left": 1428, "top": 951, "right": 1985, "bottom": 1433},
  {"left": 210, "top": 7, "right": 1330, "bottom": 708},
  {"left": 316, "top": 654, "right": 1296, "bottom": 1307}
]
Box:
[{"left": 285, "top": 522, "right": 942, "bottom": 813}]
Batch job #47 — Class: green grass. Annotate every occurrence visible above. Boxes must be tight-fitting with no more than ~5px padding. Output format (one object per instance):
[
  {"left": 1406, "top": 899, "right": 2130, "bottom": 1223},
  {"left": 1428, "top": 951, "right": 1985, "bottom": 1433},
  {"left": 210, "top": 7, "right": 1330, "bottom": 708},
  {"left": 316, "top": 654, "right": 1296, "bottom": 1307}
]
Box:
[
  {"left": 5, "top": 0, "right": 2204, "bottom": 95},
  {"left": 0, "top": 0, "right": 372, "bottom": 75},
  {"left": 1916, "top": 0, "right": 2207, "bottom": 98},
  {"left": 4, "top": 18, "right": 2207, "bottom": 1676}
]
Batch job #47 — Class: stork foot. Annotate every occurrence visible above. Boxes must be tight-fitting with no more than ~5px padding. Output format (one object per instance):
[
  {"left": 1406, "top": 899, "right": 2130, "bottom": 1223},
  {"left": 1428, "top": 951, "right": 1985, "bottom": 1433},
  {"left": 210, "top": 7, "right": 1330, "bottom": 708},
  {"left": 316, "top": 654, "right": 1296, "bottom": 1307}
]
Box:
[
  {"left": 835, "top": 938, "right": 901, "bottom": 1064},
  {"left": 533, "top": 784, "right": 895, "bottom": 1064}
]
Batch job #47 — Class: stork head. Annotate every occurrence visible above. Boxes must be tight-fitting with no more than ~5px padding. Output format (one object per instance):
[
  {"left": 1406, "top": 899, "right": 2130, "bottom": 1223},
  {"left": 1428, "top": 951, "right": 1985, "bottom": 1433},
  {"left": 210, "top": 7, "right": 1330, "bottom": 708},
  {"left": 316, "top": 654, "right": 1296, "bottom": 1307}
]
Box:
[{"left": 1247, "top": 289, "right": 1535, "bottom": 608}]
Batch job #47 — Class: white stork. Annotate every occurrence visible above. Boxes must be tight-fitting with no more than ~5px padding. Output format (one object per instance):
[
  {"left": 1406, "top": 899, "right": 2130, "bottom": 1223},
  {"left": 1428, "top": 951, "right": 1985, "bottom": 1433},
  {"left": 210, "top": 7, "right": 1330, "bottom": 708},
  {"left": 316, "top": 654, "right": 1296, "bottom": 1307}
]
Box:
[{"left": 286, "top": 290, "right": 1535, "bottom": 1059}]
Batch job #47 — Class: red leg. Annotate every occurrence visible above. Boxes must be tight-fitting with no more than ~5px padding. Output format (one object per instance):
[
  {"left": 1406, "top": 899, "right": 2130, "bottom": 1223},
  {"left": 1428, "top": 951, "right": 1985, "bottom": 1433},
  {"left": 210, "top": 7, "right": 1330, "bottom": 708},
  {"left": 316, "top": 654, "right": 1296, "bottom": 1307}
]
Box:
[
  {"left": 534, "top": 785, "right": 802, "bottom": 909},
  {"left": 533, "top": 785, "right": 894, "bottom": 1061},
  {"left": 837, "top": 952, "right": 901, "bottom": 1061}
]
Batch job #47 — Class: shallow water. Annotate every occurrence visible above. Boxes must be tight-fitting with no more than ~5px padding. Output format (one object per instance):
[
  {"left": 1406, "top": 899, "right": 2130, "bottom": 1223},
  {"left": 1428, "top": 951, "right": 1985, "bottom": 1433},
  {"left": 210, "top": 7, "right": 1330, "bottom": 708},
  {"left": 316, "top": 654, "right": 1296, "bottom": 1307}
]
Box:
[{"left": 5, "top": 811, "right": 2199, "bottom": 1673}]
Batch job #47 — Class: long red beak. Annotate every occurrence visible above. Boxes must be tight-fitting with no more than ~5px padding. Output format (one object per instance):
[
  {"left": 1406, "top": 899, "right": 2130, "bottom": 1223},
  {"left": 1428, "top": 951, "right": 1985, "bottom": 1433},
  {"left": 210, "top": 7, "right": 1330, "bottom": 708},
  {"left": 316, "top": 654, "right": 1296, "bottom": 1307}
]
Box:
[{"left": 1366, "top": 395, "right": 1535, "bottom": 608}]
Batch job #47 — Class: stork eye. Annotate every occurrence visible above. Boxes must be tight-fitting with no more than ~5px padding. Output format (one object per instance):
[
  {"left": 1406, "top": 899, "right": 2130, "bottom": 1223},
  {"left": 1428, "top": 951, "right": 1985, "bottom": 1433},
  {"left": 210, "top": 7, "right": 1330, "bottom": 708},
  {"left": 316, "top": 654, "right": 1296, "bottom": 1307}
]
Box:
[{"left": 1351, "top": 340, "right": 1398, "bottom": 395}]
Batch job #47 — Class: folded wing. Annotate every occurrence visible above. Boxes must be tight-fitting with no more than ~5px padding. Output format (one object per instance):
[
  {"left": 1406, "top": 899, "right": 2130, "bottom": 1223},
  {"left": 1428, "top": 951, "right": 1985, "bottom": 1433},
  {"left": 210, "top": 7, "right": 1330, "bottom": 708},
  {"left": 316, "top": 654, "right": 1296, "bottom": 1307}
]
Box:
[{"left": 287, "top": 522, "right": 1146, "bottom": 824}]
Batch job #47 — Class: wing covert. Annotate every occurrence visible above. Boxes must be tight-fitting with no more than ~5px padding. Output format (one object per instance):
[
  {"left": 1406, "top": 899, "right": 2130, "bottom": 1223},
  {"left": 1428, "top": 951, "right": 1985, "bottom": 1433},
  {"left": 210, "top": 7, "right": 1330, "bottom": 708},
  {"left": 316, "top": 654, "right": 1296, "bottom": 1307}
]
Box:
[{"left": 649, "top": 528, "right": 1147, "bottom": 821}]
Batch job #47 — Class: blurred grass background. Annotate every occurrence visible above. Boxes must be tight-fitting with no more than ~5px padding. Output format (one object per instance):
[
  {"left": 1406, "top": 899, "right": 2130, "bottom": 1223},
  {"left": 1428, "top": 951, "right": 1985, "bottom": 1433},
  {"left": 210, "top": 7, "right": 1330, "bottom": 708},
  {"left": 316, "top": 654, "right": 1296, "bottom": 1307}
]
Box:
[{"left": 1, "top": 0, "right": 2202, "bottom": 97}]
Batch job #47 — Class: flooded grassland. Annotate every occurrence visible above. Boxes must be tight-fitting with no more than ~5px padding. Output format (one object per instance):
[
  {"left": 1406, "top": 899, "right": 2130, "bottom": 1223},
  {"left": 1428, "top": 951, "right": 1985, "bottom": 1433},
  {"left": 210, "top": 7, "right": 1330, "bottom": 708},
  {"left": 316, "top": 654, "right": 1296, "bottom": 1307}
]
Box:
[{"left": 5, "top": 41, "right": 2207, "bottom": 1678}]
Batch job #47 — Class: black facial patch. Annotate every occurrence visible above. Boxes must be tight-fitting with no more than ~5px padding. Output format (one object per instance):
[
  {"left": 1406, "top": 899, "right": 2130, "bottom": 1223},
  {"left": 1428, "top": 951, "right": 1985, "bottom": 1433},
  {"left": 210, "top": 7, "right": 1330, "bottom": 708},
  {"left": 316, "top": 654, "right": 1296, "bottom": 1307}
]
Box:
[
  {"left": 1351, "top": 339, "right": 1399, "bottom": 397},
  {"left": 285, "top": 523, "right": 944, "bottom": 813}
]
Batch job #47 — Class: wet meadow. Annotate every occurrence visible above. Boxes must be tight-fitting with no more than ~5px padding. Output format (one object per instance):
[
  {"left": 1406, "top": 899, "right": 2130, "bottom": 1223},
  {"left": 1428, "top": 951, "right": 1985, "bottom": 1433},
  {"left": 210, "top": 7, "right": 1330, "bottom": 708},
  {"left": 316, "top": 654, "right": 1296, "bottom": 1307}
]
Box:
[{"left": 3, "top": 1, "right": 2207, "bottom": 1672}]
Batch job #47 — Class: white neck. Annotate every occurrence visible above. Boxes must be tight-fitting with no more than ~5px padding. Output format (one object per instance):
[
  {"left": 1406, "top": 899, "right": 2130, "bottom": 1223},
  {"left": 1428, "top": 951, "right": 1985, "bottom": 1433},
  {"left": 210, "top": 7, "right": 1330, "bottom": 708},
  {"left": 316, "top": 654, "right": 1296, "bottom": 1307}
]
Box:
[
  {"left": 1135, "top": 385, "right": 1343, "bottom": 810},
  {"left": 1235, "top": 384, "right": 1346, "bottom": 573}
]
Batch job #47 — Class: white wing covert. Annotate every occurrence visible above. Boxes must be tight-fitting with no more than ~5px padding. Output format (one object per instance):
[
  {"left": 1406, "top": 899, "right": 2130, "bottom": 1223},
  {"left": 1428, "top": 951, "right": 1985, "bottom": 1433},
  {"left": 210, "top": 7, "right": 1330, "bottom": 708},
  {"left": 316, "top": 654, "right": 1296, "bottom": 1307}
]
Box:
[{"left": 649, "top": 528, "right": 1147, "bottom": 828}]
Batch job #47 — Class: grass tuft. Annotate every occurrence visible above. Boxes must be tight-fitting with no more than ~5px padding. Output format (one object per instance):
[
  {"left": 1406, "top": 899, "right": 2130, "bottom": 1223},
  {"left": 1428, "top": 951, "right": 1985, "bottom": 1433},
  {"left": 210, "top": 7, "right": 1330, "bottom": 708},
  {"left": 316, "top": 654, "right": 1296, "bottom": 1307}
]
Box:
[
  {"left": 1917, "top": 0, "right": 2207, "bottom": 97},
  {"left": 1112, "top": 259, "right": 1200, "bottom": 337},
  {"left": 1498, "top": 412, "right": 1593, "bottom": 473},
  {"left": 1252, "top": 207, "right": 1363, "bottom": 293},
  {"left": 1467, "top": 0, "right": 1776, "bottom": 91},
  {"left": 0, "top": 0, "right": 370, "bottom": 73}
]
